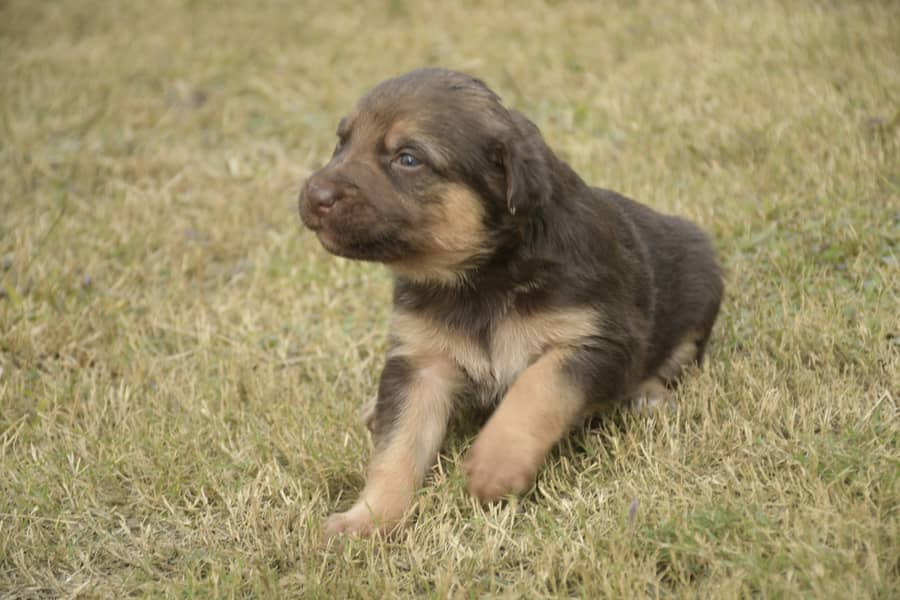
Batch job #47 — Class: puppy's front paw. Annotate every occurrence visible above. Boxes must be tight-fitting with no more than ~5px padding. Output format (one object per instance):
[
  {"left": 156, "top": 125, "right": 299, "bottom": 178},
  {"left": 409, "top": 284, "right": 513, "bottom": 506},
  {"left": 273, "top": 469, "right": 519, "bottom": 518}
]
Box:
[
  {"left": 322, "top": 505, "right": 376, "bottom": 541},
  {"left": 463, "top": 427, "right": 541, "bottom": 503}
]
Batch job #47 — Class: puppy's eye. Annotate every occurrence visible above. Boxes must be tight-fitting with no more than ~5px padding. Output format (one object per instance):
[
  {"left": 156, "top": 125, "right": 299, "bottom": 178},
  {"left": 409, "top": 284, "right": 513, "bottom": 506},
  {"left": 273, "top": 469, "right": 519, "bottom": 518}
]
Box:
[{"left": 395, "top": 152, "right": 422, "bottom": 168}]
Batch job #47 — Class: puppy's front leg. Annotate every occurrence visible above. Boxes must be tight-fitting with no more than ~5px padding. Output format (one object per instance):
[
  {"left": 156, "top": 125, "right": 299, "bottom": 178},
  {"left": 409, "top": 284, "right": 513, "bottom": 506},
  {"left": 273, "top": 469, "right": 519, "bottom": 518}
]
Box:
[
  {"left": 463, "top": 349, "right": 589, "bottom": 502},
  {"left": 323, "top": 354, "right": 459, "bottom": 539}
]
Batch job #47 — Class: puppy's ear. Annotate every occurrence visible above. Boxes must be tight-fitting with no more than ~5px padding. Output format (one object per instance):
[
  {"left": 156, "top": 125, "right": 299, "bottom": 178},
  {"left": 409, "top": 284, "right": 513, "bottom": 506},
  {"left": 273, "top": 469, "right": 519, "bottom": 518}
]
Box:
[{"left": 501, "top": 111, "right": 552, "bottom": 216}]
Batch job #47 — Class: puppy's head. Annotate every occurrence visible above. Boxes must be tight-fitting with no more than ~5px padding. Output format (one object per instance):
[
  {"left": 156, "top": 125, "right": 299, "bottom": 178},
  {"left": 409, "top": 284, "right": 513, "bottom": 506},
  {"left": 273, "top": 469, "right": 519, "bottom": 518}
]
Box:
[{"left": 298, "top": 68, "right": 553, "bottom": 284}]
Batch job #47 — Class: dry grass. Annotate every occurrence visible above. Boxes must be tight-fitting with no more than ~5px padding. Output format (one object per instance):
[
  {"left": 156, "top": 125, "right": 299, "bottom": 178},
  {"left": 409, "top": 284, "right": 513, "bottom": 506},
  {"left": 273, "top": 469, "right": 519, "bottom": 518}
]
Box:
[{"left": 1, "top": 0, "right": 898, "bottom": 597}]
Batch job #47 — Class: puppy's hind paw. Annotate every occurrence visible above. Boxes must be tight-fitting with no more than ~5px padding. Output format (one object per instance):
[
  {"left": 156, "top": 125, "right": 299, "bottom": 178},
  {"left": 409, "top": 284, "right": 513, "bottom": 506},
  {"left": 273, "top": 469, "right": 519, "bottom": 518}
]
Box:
[{"left": 629, "top": 378, "right": 675, "bottom": 413}]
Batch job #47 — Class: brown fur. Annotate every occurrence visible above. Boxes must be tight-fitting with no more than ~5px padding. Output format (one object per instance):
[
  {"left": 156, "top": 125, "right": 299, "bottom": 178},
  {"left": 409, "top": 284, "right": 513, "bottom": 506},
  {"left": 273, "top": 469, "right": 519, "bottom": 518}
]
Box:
[{"left": 298, "top": 68, "right": 724, "bottom": 539}]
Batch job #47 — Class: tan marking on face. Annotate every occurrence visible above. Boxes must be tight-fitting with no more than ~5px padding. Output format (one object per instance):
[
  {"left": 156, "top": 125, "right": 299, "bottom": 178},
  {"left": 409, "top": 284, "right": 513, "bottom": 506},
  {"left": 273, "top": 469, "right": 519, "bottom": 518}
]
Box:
[
  {"left": 323, "top": 355, "right": 460, "bottom": 540},
  {"left": 382, "top": 119, "right": 408, "bottom": 152},
  {"left": 388, "top": 184, "right": 491, "bottom": 286},
  {"left": 463, "top": 348, "right": 587, "bottom": 502}
]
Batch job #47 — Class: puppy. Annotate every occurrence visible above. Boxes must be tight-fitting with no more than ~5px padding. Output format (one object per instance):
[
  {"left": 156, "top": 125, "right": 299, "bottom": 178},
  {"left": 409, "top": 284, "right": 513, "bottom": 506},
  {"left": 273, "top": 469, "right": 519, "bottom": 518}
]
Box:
[{"left": 298, "top": 68, "right": 723, "bottom": 539}]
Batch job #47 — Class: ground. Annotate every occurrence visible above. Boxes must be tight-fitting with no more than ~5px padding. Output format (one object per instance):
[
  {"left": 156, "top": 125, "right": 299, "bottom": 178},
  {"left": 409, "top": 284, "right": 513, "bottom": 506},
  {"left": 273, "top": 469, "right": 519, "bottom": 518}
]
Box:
[{"left": 1, "top": 0, "right": 898, "bottom": 597}]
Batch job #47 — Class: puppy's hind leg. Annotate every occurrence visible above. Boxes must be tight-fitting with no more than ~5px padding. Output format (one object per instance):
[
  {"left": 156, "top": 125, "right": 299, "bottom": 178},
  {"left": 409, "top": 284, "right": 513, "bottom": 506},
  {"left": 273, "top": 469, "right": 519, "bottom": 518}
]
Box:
[{"left": 629, "top": 333, "right": 705, "bottom": 412}]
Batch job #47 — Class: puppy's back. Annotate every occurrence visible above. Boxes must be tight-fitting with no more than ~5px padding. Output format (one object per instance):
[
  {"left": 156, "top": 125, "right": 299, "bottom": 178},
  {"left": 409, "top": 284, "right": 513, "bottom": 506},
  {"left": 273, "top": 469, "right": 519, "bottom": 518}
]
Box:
[{"left": 597, "top": 188, "right": 724, "bottom": 374}]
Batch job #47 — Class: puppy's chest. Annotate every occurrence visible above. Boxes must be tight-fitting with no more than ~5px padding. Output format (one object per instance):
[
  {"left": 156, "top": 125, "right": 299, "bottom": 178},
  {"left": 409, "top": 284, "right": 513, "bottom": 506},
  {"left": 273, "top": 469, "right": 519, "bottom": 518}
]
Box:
[
  {"left": 454, "top": 320, "right": 537, "bottom": 400},
  {"left": 389, "top": 307, "right": 596, "bottom": 403}
]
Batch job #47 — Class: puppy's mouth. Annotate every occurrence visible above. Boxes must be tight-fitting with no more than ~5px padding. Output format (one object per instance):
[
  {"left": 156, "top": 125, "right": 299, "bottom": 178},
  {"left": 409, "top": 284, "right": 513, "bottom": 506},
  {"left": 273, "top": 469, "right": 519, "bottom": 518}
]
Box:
[
  {"left": 300, "top": 206, "right": 413, "bottom": 263},
  {"left": 320, "top": 228, "right": 413, "bottom": 262},
  {"left": 312, "top": 225, "right": 346, "bottom": 255},
  {"left": 299, "top": 212, "right": 347, "bottom": 253}
]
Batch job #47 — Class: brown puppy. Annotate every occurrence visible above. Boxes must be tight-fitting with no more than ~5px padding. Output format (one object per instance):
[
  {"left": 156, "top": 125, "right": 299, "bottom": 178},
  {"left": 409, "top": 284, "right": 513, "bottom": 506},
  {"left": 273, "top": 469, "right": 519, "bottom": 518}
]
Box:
[{"left": 298, "top": 68, "right": 724, "bottom": 539}]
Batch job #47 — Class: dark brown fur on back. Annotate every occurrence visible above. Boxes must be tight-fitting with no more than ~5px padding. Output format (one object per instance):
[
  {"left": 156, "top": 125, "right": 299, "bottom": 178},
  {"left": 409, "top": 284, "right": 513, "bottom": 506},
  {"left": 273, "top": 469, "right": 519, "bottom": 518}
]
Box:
[{"left": 298, "top": 68, "right": 724, "bottom": 539}]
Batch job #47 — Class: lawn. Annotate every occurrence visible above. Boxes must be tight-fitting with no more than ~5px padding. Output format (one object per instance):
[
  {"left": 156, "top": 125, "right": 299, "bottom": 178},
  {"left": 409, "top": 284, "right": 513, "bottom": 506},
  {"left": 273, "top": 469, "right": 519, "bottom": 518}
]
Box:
[{"left": 1, "top": 0, "right": 898, "bottom": 597}]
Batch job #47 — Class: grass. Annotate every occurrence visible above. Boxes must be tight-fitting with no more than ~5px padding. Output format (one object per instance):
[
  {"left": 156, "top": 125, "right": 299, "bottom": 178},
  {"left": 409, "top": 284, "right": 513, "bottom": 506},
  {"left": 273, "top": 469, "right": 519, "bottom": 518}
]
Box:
[{"left": 1, "top": 0, "right": 898, "bottom": 596}]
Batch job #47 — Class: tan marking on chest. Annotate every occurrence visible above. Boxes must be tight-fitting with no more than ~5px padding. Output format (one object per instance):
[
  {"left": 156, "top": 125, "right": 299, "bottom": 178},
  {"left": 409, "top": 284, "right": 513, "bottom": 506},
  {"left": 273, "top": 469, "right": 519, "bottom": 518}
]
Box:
[{"left": 389, "top": 307, "right": 600, "bottom": 401}]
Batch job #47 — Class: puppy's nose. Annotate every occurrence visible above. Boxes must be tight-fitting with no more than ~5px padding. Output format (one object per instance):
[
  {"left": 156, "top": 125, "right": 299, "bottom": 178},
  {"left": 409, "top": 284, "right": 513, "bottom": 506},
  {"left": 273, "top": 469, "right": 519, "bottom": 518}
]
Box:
[{"left": 307, "top": 181, "right": 341, "bottom": 212}]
